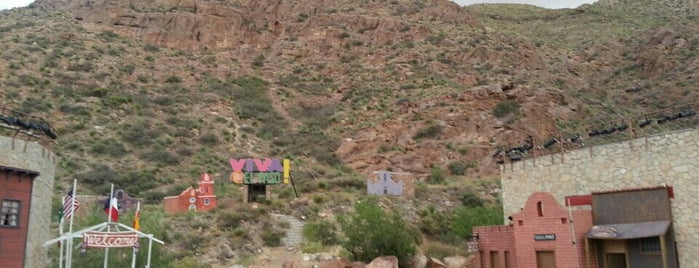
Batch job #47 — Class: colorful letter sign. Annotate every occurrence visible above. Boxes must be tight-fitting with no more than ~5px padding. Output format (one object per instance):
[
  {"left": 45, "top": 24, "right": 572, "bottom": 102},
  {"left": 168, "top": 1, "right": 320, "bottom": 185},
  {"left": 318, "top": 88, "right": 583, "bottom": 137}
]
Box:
[
  {"left": 83, "top": 231, "right": 138, "bottom": 248},
  {"left": 229, "top": 158, "right": 290, "bottom": 185}
]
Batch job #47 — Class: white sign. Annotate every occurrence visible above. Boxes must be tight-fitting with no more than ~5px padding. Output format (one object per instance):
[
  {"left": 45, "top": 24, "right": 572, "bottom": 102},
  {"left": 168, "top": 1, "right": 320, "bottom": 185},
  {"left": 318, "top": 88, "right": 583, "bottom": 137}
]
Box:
[
  {"left": 467, "top": 241, "right": 479, "bottom": 253},
  {"left": 83, "top": 231, "right": 138, "bottom": 248}
]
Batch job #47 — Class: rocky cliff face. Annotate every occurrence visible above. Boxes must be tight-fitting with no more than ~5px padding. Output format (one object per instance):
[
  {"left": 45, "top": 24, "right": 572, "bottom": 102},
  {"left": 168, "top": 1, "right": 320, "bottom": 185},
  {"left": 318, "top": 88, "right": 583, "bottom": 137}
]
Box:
[{"left": 36, "top": 0, "right": 477, "bottom": 50}]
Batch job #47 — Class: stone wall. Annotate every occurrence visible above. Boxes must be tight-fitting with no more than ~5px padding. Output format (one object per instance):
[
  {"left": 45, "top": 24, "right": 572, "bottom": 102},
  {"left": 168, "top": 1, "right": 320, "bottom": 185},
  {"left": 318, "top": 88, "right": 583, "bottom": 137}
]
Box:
[
  {"left": 0, "top": 136, "right": 57, "bottom": 268},
  {"left": 500, "top": 128, "right": 699, "bottom": 267}
]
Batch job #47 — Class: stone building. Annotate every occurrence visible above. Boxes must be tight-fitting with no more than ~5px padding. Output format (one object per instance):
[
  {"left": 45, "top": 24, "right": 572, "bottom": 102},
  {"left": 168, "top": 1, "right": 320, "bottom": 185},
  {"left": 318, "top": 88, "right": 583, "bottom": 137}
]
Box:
[
  {"left": 0, "top": 135, "right": 57, "bottom": 268},
  {"left": 499, "top": 128, "right": 698, "bottom": 267},
  {"left": 474, "top": 186, "right": 678, "bottom": 268}
]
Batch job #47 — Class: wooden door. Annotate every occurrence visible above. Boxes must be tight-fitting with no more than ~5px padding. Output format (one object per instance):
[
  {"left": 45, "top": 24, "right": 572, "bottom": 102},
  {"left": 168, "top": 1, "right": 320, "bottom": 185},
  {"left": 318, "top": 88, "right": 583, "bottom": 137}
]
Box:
[
  {"left": 606, "top": 253, "right": 626, "bottom": 268},
  {"left": 536, "top": 251, "right": 556, "bottom": 268}
]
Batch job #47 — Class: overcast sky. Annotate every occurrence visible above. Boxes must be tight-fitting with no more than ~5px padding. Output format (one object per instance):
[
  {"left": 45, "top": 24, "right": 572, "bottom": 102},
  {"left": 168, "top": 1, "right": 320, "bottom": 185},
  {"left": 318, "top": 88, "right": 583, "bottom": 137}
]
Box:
[
  {"left": 1, "top": 0, "right": 596, "bottom": 12},
  {"left": 452, "top": 0, "right": 596, "bottom": 9},
  {"left": 1, "top": 0, "right": 34, "bottom": 10}
]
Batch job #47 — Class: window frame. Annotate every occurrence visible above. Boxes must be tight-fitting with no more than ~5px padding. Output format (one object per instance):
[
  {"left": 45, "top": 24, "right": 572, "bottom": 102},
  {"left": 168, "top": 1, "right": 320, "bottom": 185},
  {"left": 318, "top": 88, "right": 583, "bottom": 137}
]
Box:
[
  {"left": 1, "top": 199, "right": 22, "bottom": 228},
  {"left": 640, "top": 236, "right": 662, "bottom": 255}
]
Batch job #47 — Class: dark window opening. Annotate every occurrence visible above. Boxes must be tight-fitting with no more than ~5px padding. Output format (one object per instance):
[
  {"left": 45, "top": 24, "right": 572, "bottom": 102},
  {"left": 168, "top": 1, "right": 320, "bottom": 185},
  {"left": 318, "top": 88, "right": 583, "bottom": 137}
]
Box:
[
  {"left": 1, "top": 200, "right": 21, "bottom": 227},
  {"left": 640, "top": 236, "right": 661, "bottom": 254},
  {"left": 537, "top": 201, "right": 544, "bottom": 217}
]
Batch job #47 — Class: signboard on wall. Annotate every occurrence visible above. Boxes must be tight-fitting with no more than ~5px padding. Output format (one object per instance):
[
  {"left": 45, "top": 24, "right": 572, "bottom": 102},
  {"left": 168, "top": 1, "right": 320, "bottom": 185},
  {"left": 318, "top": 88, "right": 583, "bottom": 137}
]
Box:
[
  {"left": 229, "top": 158, "right": 290, "bottom": 185},
  {"left": 534, "top": 233, "right": 556, "bottom": 241},
  {"left": 467, "top": 241, "right": 479, "bottom": 253}
]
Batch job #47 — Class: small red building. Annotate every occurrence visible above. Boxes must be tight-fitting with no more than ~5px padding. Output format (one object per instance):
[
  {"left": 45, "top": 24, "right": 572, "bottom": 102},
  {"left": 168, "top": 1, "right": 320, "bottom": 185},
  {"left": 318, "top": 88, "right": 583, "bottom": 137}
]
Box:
[
  {"left": 164, "top": 173, "right": 217, "bottom": 213},
  {"left": 0, "top": 165, "right": 40, "bottom": 268},
  {"left": 473, "top": 192, "right": 594, "bottom": 268}
]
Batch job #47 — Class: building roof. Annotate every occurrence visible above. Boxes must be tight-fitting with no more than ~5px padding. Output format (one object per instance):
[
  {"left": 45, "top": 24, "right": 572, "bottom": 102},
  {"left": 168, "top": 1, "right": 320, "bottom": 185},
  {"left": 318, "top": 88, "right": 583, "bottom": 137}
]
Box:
[
  {"left": 586, "top": 220, "right": 670, "bottom": 240},
  {"left": 0, "top": 164, "right": 40, "bottom": 177}
]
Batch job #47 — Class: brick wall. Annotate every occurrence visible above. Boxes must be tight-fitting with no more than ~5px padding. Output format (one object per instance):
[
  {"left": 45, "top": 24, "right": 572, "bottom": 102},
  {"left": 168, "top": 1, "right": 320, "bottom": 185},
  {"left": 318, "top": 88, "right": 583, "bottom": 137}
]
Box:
[
  {"left": 472, "top": 225, "right": 515, "bottom": 268},
  {"left": 0, "top": 171, "right": 35, "bottom": 268},
  {"left": 510, "top": 192, "right": 593, "bottom": 268}
]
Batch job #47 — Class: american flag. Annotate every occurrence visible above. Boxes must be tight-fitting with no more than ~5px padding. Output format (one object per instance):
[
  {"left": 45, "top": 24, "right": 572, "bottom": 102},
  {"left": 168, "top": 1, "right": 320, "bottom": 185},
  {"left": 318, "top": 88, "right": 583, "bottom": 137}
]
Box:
[{"left": 62, "top": 189, "right": 79, "bottom": 220}]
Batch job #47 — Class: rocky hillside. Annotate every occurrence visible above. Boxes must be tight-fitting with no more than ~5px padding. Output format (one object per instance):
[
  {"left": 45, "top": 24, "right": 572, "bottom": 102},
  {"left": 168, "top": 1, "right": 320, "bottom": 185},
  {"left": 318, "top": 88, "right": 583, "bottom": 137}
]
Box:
[{"left": 1, "top": 0, "right": 698, "bottom": 266}]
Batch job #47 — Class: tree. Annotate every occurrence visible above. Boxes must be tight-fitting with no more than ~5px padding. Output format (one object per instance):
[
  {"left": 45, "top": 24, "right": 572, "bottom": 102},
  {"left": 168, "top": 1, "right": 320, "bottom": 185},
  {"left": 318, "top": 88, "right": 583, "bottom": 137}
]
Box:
[
  {"left": 338, "top": 197, "right": 416, "bottom": 267},
  {"left": 451, "top": 205, "right": 503, "bottom": 238}
]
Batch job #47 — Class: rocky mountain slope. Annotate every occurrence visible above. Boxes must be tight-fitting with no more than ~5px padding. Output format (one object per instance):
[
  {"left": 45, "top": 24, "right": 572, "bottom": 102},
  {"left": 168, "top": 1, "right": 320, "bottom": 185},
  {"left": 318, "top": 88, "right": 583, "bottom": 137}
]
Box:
[{"left": 1, "top": 0, "right": 698, "bottom": 266}]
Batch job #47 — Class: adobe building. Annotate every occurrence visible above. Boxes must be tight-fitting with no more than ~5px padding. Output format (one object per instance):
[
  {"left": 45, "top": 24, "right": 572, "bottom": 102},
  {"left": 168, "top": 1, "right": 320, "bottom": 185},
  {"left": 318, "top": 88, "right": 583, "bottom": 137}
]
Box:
[
  {"left": 0, "top": 135, "right": 57, "bottom": 268},
  {"left": 163, "top": 173, "right": 217, "bottom": 213},
  {"left": 473, "top": 192, "right": 593, "bottom": 268},
  {"left": 111, "top": 189, "right": 140, "bottom": 211},
  {"left": 473, "top": 186, "right": 678, "bottom": 268},
  {"left": 367, "top": 171, "right": 415, "bottom": 197}
]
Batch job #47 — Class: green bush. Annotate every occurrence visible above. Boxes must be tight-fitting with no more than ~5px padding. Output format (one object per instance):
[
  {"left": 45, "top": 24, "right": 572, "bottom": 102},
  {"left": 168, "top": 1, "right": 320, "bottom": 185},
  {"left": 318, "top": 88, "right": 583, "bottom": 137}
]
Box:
[
  {"left": 429, "top": 166, "right": 445, "bottom": 184},
  {"left": 460, "top": 191, "right": 485, "bottom": 207},
  {"left": 303, "top": 220, "right": 339, "bottom": 246},
  {"left": 261, "top": 223, "right": 285, "bottom": 246},
  {"left": 451, "top": 205, "right": 503, "bottom": 238},
  {"left": 338, "top": 197, "right": 416, "bottom": 268},
  {"left": 413, "top": 124, "right": 443, "bottom": 140},
  {"left": 447, "top": 161, "right": 466, "bottom": 175},
  {"left": 492, "top": 100, "right": 520, "bottom": 118}
]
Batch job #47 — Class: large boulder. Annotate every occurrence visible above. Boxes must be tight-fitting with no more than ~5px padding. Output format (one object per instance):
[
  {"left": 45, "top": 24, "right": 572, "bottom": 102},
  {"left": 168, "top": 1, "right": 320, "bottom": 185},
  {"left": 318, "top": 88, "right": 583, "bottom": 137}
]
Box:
[{"left": 366, "top": 256, "right": 399, "bottom": 268}]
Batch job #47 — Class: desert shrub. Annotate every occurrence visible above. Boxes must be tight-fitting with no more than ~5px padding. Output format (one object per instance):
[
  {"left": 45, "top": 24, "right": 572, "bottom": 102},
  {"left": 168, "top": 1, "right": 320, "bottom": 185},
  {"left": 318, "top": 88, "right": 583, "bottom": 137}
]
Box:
[
  {"left": 217, "top": 206, "right": 265, "bottom": 230},
  {"left": 261, "top": 227, "right": 285, "bottom": 247},
  {"left": 171, "top": 257, "right": 211, "bottom": 268},
  {"left": 199, "top": 133, "right": 219, "bottom": 145},
  {"left": 451, "top": 205, "right": 503, "bottom": 238},
  {"left": 424, "top": 241, "right": 464, "bottom": 260},
  {"left": 120, "top": 119, "right": 162, "bottom": 146},
  {"left": 492, "top": 100, "right": 520, "bottom": 118},
  {"left": 460, "top": 191, "right": 485, "bottom": 207},
  {"left": 303, "top": 220, "right": 339, "bottom": 246},
  {"left": 417, "top": 206, "right": 453, "bottom": 238},
  {"left": 429, "top": 166, "right": 445, "bottom": 184},
  {"left": 142, "top": 150, "right": 180, "bottom": 165},
  {"left": 338, "top": 197, "right": 416, "bottom": 268},
  {"left": 252, "top": 54, "right": 265, "bottom": 67},
  {"left": 89, "top": 138, "right": 128, "bottom": 157},
  {"left": 301, "top": 241, "right": 325, "bottom": 253},
  {"left": 413, "top": 124, "right": 442, "bottom": 140},
  {"left": 165, "top": 75, "right": 182, "bottom": 83},
  {"left": 447, "top": 161, "right": 466, "bottom": 175}
]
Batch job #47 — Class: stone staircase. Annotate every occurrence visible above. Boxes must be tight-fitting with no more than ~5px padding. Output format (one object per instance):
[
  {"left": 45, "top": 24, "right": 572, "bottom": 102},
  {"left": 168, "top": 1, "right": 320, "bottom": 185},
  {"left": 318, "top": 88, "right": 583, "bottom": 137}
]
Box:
[{"left": 272, "top": 213, "right": 305, "bottom": 247}]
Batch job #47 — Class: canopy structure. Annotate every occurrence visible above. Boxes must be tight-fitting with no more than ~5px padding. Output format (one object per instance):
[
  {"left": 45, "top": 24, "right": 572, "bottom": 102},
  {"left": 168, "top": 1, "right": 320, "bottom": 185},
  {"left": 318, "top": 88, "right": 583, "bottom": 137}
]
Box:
[
  {"left": 586, "top": 220, "right": 671, "bottom": 240},
  {"left": 44, "top": 221, "right": 164, "bottom": 268}
]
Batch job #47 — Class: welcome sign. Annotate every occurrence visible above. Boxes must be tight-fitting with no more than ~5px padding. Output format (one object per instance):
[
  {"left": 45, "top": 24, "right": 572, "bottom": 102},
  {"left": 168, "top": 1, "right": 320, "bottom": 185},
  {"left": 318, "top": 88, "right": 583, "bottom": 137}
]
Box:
[
  {"left": 83, "top": 231, "right": 138, "bottom": 248},
  {"left": 229, "top": 158, "right": 290, "bottom": 185}
]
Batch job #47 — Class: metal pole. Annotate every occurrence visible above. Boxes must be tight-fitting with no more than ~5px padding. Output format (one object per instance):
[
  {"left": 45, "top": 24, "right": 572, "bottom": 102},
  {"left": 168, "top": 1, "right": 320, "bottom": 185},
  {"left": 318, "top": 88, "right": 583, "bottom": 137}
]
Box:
[
  {"left": 131, "top": 245, "right": 137, "bottom": 268},
  {"left": 59, "top": 217, "right": 64, "bottom": 268},
  {"left": 146, "top": 234, "right": 154, "bottom": 268},
  {"left": 131, "top": 201, "right": 140, "bottom": 268},
  {"left": 67, "top": 179, "right": 77, "bottom": 268},
  {"left": 104, "top": 184, "right": 114, "bottom": 268}
]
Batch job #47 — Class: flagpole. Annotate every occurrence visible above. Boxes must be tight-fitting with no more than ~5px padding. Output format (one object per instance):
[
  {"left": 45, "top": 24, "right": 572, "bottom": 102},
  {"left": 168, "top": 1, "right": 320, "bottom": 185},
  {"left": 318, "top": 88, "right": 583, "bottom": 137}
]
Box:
[
  {"left": 131, "top": 201, "right": 140, "bottom": 268},
  {"left": 67, "top": 179, "right": 77, "bottom": 268},
  {"left": 104, "top": 184, "right": 114, "bottom": 268},
  {"left": 58, "top": 216, "right": 64, "bottom": 268}
]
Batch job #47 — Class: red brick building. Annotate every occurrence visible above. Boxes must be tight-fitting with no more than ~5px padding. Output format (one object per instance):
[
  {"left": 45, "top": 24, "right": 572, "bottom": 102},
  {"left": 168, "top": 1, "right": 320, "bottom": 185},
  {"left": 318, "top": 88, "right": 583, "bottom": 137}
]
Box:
[
  {"left": 0, "top": 165, "right": 40, "bottom": 268},
  {"left": 473, "top": 192, "right": 594, "bottom": 268},
  {"left": 473, "top": 186, "right": 678, "bottom": 268},
  {"left": 164, "top": 173, "right": 217, "bottom": 213}
]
